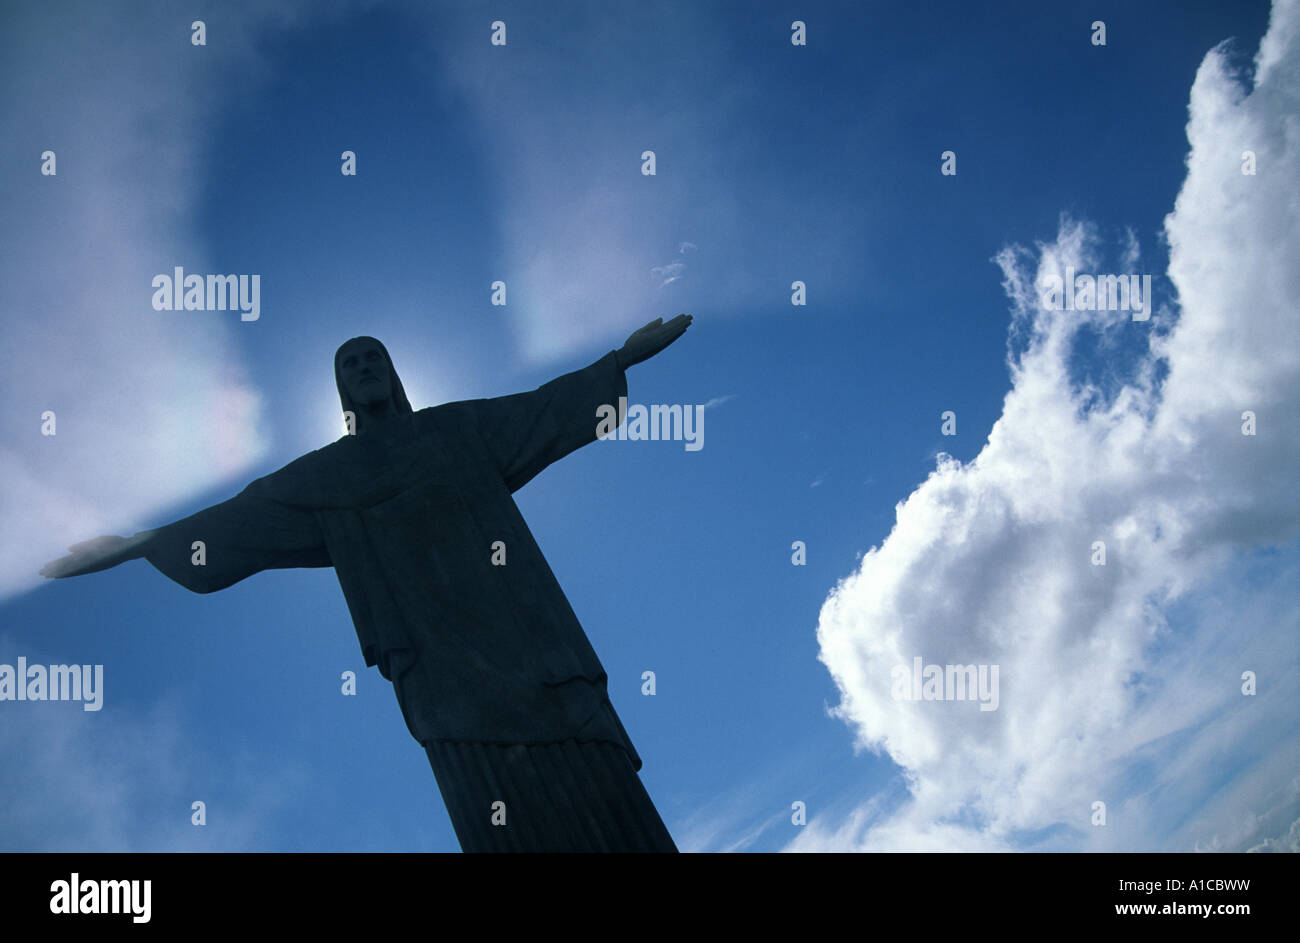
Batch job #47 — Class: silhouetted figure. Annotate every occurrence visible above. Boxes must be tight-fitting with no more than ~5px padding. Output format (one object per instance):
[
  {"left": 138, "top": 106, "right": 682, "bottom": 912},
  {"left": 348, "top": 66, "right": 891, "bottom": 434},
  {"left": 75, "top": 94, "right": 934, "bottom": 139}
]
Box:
[{"left": 42, "top": 315, "right": 693, "bottom": 852}]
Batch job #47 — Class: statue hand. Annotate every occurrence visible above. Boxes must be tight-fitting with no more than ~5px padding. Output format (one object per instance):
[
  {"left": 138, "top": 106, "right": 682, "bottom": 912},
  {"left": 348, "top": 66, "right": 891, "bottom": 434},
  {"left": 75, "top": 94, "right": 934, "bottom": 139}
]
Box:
[
  {"left": 618, "top": 313, "right": 692, "bottom": 368},
  {"left": 40, "top": 533, "right": 153, "bottom": 579}
]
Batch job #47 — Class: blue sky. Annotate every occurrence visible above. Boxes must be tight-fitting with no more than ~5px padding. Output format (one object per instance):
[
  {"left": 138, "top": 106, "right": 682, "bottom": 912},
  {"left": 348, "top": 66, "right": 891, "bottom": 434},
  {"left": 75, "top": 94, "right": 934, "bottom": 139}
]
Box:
[{"left": 1, "top": 0, "right": 1296, "bottom": 852}]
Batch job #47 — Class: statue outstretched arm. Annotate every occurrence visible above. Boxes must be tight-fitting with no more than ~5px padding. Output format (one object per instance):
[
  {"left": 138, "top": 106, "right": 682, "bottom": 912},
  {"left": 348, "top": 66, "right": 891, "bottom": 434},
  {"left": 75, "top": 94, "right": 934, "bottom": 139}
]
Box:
[
  {"left": 39, "top": 529, "right": 160, "bottom": 580},
  {"left": 615, "top": 313, "right": 692, "bottom": 369},
  {"left": 41, "top": 473, "right": 328, "bottom": 593},
  {"left": 464, "top": 314, "right": 692, "bottom": 492}
]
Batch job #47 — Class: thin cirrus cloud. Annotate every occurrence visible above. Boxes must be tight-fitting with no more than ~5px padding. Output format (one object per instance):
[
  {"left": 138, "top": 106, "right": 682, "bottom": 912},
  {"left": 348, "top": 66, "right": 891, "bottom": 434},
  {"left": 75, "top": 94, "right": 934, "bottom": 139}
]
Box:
[
  {"left": 0, "top": 632, "right": 311, "bottom": 852},
  {"left": 795, "top": 1, "right": 1299, "bottom": 852},
  {"left": 0, "top": 4, "right": 282, "bottom": 601},
  {"left": 652, "top": 262, "right": 687, "bottom": 288},
  {"left": 652, "top": 241, "right": 698, "bottom": 287},
  {"left": 0, "top": 0, "right": 372, "bottom": 602},
  {"left": 418, "top": 3, "right": 855, "bottom": 367},
  {"left": 415, "top": 4, "right": 697, "bottom": 365}
]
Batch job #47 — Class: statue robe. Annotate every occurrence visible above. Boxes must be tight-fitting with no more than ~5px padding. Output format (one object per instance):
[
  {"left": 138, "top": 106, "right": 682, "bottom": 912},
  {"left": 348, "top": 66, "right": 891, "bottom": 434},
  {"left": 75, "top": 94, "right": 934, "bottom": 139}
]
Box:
[{"left": 142, "top": 350, "right": 676, "bottom": 852}]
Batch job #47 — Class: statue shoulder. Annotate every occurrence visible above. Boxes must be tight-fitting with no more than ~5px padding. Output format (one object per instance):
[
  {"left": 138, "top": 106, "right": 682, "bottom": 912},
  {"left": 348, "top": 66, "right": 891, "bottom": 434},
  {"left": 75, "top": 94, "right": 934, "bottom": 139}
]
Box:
[
  {"left": 238, "top": 445, "right": 339, "bottom": 503},
  {"left": 416, "top": 402, "right": 473, "bottom": 431}
]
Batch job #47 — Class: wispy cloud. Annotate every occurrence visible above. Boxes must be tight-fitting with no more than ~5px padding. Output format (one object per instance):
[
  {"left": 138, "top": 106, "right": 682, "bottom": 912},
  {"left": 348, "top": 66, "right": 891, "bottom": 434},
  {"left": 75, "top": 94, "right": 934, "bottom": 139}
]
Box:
[
  {"left": 651, "top": 261, "right": 687, "bottom": 287},
  {"left": 417, "top": 2, "right": 862, "bottom": 366},
  {"left": 0, "top": 0, "right": 373, "bottom": 601},
  {"left": 671, "top": 740, "right": 845, "bottom": 852},
  {"left": 0, "top": 634, "right": 309, "bottom": 851},
  {"left": 652, "top": 241, "right": 697, "bottom": 287}
]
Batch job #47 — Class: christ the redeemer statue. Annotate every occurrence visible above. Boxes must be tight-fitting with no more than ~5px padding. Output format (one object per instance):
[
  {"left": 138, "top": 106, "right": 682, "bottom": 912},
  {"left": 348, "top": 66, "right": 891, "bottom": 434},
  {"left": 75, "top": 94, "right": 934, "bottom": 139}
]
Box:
[{"left": 40, "top": 314, "right": 693, "bottom": 852}]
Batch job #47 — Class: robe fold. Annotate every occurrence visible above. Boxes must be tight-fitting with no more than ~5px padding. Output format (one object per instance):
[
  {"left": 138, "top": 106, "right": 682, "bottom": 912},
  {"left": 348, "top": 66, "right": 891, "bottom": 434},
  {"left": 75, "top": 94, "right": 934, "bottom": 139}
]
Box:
[{"left": 143, "top": 350, "right": 676, "bottom": 851}]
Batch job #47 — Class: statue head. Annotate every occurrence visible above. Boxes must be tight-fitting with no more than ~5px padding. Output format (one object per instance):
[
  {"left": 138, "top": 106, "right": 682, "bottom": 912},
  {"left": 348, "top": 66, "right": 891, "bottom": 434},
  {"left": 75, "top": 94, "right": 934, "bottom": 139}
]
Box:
[{"left": 335, "top": 336, "right": 414, "bottom": 418}]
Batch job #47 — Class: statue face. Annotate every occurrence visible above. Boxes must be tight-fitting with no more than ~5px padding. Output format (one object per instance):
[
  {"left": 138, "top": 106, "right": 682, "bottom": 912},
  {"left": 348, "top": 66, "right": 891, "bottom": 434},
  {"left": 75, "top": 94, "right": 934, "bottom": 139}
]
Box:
[{"left": 338, "top": 340, "right": 394, "bottom": 407}]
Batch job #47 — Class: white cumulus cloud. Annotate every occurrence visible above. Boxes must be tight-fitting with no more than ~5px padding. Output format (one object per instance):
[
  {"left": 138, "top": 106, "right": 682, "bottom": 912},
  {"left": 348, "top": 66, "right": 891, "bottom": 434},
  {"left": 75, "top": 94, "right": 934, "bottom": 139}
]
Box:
[{"left": 797, "top": 0, "right": 1300, "bottom": 852}]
